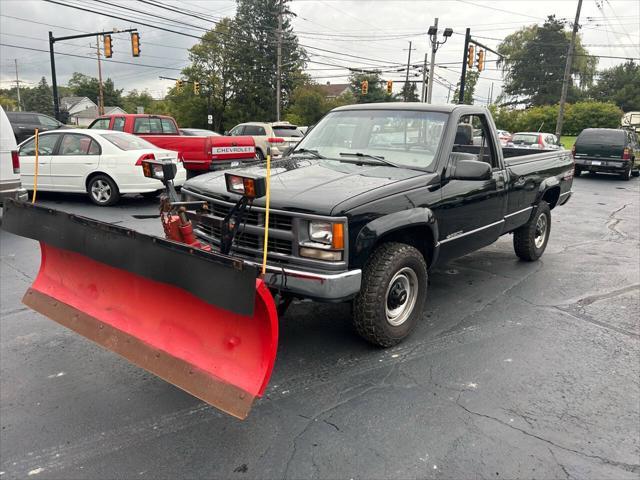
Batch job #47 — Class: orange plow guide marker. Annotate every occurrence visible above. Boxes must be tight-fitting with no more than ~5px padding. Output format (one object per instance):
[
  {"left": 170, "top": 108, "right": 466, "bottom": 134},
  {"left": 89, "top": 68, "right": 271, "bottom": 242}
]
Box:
[{"left": 2, "top": 200, "right": 279, "bottom": 419}]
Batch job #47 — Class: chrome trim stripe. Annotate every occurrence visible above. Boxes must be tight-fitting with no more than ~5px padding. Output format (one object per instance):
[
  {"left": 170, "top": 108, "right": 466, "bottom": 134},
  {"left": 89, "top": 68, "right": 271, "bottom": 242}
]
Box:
[
  {"left": 243, "top": 261, "right": 361, "bottom": 283},
  {"left": 559, "top": 191, "right": 572, "bottom": 198},
  {"left": 504, "top": 206, "right": 533, "bottom": 219},
  {"left": 437, "top": 219, "right": 505, "bottom": 246}
]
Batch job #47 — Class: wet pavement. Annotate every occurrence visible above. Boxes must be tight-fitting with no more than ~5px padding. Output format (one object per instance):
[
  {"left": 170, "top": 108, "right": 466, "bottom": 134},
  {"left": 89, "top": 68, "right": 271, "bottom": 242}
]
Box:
[{"left": 1, "top": 173, "right": 639, "bottom": 479}]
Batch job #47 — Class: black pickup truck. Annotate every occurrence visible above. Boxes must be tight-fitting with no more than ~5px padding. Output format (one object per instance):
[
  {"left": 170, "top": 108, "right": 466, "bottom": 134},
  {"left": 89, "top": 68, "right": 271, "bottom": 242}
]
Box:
[{"left": 182, "top": 104, "right": 574, "bottom": 347}]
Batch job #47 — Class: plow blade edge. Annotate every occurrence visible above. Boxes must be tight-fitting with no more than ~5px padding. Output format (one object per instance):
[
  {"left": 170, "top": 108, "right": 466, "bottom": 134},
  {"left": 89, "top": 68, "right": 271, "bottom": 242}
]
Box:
[{"left": 2, "top": 200, "right": 278, "bottom": 419}]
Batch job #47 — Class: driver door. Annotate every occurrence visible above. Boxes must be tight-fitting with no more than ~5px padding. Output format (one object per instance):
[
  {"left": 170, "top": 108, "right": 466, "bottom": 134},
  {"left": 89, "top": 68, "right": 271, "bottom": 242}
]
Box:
[
  {"left": 18, "top": 133, "right": 62, "bottom": 190},
  {"left": 433, "top": 114, "right": 507, "bottom": 261}
]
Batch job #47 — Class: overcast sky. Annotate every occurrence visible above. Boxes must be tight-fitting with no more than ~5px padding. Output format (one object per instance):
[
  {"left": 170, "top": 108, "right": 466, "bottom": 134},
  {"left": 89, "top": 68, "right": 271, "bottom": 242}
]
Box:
[{"left": 1, "top": 0, "right": 638, "bottom": 105}]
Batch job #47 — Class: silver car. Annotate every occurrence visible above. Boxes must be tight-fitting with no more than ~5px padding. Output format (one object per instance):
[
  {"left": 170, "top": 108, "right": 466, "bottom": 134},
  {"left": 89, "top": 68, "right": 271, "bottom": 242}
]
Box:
[
  {"left": 227, "top": 121, "right": 304, "bottom": 160},
  {"left": 508, "top": 132, "right": 562, "bottom": 150}
]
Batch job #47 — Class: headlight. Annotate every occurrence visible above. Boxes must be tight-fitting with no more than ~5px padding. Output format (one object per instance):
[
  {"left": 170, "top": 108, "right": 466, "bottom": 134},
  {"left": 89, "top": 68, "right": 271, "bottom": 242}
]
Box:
[
  {"left": 309, "top": 222, "right": 333, "bottom": 245},
  {"left": 300, "top": 221, "right": 345, "bottom": 261}
]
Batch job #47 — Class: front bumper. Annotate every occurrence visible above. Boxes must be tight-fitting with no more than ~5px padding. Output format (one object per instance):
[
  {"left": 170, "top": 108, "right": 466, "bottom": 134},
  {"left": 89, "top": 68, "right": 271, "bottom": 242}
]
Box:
[
  {"left": 246, "top": 261, "right": 362, "bottom": 302},
  {"left": 575, "top": 158, "right": 631, "bottom": 173}
]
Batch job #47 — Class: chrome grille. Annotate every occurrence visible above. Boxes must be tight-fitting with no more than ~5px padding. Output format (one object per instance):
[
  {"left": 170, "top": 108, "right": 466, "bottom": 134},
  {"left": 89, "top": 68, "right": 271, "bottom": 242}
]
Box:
[
  {"left": 205, "top": 201, "right": 292, "bottom": 231},
  {"left": 196, "top": 223, "right": 293, "bottom": 255}
]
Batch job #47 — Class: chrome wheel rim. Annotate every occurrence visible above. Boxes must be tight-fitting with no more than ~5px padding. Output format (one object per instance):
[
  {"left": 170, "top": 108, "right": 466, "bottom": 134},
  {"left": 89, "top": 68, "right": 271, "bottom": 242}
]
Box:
[
  {"left": 385, "top": 267, "right": 419, "bottom": 327},
  {"left": 91, "top": 179, "right": 111, "bottom": 203},
  {"left": 534, "top": 213, "right": 548, "bottom": 249}
]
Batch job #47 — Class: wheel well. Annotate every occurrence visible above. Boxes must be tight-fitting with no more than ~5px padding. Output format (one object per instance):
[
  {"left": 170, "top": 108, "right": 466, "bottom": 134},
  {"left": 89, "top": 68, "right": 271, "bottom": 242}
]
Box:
[
  {"left": 85, "top": 172, "right": 113, "bottom": 192},
  {"left": 542, "top": 186, "right": 561, "bottom": 209},
  {"left": 375, "top": 226, "right": 435, "bottom": 268}
]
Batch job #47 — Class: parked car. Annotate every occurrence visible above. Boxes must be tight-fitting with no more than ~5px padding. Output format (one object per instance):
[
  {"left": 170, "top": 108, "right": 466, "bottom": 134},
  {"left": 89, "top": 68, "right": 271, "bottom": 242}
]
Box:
[
  {"left": 508, "top": 132, "right": 561, "bottom": 150},
  {"left": 6, "top": 111, "right": 66, "bottom": 143},
  {"left": 89, "top": 114, "right": 255, "bottom": 177},
  {"left": 226, "top": 121, "right": 304, "bottom": 160},
  {"left": 180, "top": 128, "right": 222, "bottom": 136},
  {"left": 18, "top": 129, "right": 186, "bottom": 206},
  {"left": 573, "top": 128, "right": 640, "bottom": 180},
  {"left": 0, "top": 107, "right": 28, "bottom": 204},
  {"left": 496, "top": 129, "right": 512, "bottom": 146}
]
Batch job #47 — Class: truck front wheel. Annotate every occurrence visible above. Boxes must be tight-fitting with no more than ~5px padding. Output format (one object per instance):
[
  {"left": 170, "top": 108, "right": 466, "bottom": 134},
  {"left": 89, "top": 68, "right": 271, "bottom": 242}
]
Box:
[
  {"left": 513, "top": 201, "right": 551, "bottom": 261},
  {"left": 353, "top": 242, "right": 428, "bottom": 347}
]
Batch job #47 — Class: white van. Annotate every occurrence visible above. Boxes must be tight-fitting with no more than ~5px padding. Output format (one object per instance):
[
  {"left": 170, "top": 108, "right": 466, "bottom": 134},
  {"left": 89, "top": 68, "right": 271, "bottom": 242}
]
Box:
[{"left": 0, "top": 106, "right": 28, "bottom": 204}]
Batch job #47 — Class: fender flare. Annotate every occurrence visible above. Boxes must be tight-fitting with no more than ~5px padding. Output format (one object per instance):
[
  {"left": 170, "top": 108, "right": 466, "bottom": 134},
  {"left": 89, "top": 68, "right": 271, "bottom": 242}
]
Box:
[
  {"left": 354, "top": 208, "right": 440, "bottom": 265},
  {"left": 536, "top": 176, "right": 561, "bottom": 207}
]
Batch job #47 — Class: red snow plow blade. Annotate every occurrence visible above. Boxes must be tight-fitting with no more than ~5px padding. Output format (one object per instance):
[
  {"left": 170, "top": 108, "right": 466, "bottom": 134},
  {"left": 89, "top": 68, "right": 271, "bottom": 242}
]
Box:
[{"left": 2, "top": 200, "right": 278, "bottom": 419}]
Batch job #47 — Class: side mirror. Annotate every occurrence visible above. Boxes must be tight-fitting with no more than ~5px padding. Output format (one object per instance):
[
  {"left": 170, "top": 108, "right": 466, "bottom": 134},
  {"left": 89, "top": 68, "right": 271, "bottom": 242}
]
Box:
[{"left": 451, "top": 159, "right": 492, "bottom": 181}]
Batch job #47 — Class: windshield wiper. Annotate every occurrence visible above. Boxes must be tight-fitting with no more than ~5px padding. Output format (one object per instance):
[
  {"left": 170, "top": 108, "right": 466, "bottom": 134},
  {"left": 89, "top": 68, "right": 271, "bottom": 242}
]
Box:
[
  {"left": 289, "top": 148, "right": 325, "bottom": 159},
  {"left": 339, "top": 152, "right": 400, "bottom": 168}
]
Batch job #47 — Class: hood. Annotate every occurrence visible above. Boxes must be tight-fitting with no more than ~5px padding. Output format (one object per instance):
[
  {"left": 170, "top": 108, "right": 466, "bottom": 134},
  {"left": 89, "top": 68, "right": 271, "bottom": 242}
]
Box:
[{"left": 182, "top": 157, "right": 431, "bottom": 215}]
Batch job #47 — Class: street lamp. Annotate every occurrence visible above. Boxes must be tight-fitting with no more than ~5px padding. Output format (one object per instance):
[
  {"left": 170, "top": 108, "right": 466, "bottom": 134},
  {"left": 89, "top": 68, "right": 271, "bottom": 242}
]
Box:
[{"left": 426, "top": 19, "right": 453, "bottom": 104}]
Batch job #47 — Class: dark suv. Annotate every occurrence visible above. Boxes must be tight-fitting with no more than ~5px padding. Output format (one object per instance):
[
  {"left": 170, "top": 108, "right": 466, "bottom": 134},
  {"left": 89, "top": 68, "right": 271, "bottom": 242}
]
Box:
[
  {"left": 6, "top": 112, "right": 65, "bottom": 144},
  {"left": 573, "top": 128, "right": 640, "bottom": 181}
]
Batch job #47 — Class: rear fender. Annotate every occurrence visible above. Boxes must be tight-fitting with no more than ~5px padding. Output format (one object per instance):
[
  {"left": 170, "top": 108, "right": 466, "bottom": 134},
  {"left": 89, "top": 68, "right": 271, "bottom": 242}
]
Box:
[
  {"left": 537, "top": 177, "right": 561, "bottom": 209},
  {"left": 353, "top": 208, "right": 439, "bottom": 268}
]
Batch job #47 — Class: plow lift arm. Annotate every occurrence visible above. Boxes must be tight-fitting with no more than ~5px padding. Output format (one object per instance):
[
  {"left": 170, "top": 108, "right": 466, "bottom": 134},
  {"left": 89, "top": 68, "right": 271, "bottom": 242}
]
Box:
[{"left": 1, "top": 154, "right": 278, "bottom": 419}]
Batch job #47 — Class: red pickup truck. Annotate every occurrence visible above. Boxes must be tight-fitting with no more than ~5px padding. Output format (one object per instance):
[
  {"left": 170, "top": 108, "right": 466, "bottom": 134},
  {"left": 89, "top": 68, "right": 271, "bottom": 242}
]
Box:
[{"left": 89, "top": 114, "right": 256, "bottom": 176}]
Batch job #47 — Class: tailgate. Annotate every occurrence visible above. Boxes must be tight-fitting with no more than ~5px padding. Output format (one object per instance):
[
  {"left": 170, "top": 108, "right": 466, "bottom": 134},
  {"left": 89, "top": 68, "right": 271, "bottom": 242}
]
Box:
[{"left": 210, "top": 136, "right": 256, "bottom": 161}]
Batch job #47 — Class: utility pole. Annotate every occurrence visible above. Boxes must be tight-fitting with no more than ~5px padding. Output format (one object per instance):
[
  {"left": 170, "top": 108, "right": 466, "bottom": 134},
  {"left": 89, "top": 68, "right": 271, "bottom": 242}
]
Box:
[
  {"left": 421, "top": 53, "right": 428, "bottom": 102},
  {"left": 404, "top": 41, "right": 413, "bottom": 101},
  {"left": 276, "top": 0, "right": 283, "bottom": 121},
  {"left": 458, "top": 28, "right": 471, "bottom": 104},
  {"left": 49, "top": 31, "right": 60, "bottom": 120},
  {"left": 489, "top": 82, "right": 494, "bottom": 105},
  {"left": 555, "top": 0, "right": 583, "bottom": 139},
  {"left": 95, "top": 41, "right": 105, "bottom": 115},
  {"left": 427, "top": 18, "right": 438, "bottom": 103},
  {"left": 14, "top": 59, "right": 22, "bottom": 111},
  {"left": 447, "top": 85, "right": 453, "bottom": 103}
]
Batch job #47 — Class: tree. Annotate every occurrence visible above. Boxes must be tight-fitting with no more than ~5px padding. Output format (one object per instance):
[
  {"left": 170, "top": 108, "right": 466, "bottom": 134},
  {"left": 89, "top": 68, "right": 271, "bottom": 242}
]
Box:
[
  {"left": 285, "top": 83, "right": 328, "bottom": 126},
  {"left": 497, "top": 16, "right": 597, "bottom": 107},
  {"left": 22, "top": 77, "right": 54, "bottom": 115},
  {"left": 349, "top": 72, "right": 389, "bottom": 103},
  {"left": 589, "top": 61, "right": 640, "bottom": 112},
  {"left": 67, "top": 72, "right": 124, "bottom": 107},
  {"left": 225, "top": 0, "right": 306, "bottom": 124},
  {"left": 122, "top": 89, "right": 155, "bottom": 114},
  {"left": 397, "top": 81, "right": 419, "bottom": 102},
  {"left": 453, "top": 70, "right": 480, "bottom": 105}
]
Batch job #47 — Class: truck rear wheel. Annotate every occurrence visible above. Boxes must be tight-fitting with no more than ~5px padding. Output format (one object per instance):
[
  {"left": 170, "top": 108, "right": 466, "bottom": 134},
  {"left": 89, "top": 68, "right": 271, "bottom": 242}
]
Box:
[
  {"left": 353, "top": 242, "right": 428, "bottom": 347},
  {"left": 513, "top": 201, "right": 551, "bottom": 261}
]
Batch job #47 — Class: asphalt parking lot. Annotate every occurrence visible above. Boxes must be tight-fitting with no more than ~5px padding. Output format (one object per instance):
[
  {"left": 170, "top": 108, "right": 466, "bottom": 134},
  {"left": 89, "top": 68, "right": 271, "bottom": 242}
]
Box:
[{"left": 1, "top": 173, "right": 639, "bottom": 479}]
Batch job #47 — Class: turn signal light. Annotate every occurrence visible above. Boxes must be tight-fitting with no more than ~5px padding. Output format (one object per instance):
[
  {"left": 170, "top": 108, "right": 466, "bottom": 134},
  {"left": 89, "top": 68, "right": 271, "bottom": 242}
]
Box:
[
  {"left": 332, "top": 223, "right": 344, "bottom": 249},
  {"left": 224, "top": 173, "right": 267, "bottom": 199},
  {"left": 622, "top": 147, "right": 631, "bottom": 160}
]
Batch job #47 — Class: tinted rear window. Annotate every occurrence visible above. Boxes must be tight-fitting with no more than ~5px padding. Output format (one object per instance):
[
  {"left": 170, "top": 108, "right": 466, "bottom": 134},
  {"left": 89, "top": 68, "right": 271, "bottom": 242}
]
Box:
[
  {"left": 511, "top": 134, "right": 539, "bottom": 145},
  {"left": 273, "top": 126, "right": 303, "bottom": 137},
  {"left": 577, "top": 130, "right": 625, "bottom": 145}
]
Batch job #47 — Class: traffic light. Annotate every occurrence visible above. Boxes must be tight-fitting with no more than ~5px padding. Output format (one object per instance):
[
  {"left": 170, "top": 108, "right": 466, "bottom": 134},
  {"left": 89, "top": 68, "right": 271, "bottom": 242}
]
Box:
[
  {"left": 103, "top": 34, "right": 112, "bottom": 58},
  {"left": 386, "top": 80, "right": 393, "bottom": 95},
  {"left": 361, "top": 80, "right": 368, "bottom": 95},
  {"left": 193, "top": 81, "right": 200, "bottom": 95},
  {"left": 176, "top": 80, "right": 183, "bottom": 93},
  {"left": 131, "top": 32, "right": 140, "bottom": 57},
  {"left": 467, "top": 45, "right": 474, "bottom": 69},
  {"left": 476, "top": 49, "right": 485, "bottom": 72}
]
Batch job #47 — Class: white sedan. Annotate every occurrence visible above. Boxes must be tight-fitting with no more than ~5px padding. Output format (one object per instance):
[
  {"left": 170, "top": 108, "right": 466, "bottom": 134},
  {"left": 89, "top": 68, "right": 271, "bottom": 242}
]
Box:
[{"left": 18, "top": 129, "right": 186, "bottom": 206}]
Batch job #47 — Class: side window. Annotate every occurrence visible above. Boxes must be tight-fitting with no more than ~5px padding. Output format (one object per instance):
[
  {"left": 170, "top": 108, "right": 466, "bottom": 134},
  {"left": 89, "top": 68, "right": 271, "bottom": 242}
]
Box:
[
  {"left": 257, "top": 127, "right": 266, "bottom": 136},
  {"left": 230, "top": 126, "right": 244, "bottom": 135},
  {"left": 58, "top": 134, "right": 101, "bottom": 155},
  {"left": 38, "top": 115, "right": 60, "bottom": 127},
  {"left": 90, "top": 118, "right": 111, "bottom": 130},
  {"left": 456, "top": 114, "right": 498, "bottom": 169},
  {"left": 20, "top": 134, "right": 60, "bottom": 155},
  {"left": 160, "top": 118, "right": 178, "bottom": 134},
  {"left": 243, "top": 125, "right": 265, "bottom": 136},
  {"left": 113, "top": 117, "right": 125, "bottom": 131}
]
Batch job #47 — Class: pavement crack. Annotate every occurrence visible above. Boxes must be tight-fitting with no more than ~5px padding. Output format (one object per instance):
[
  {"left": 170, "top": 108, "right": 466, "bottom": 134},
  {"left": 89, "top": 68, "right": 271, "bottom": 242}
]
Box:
[
  {"left": 548, "top": 447, "right": 572, "bottom": 479},
  {"left": 455, "top": 393, "right": 640, "bottom": 474},
  {"left": 605, "top": 202, "right": 630, "bottom": 240}
]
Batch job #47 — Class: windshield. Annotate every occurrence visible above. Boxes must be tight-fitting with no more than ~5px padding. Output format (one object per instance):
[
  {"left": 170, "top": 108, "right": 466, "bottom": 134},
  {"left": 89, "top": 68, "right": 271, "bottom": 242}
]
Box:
[
  {"left": 511, "top": 134, "right": 540, "bottom": 145},
  {"left": 101, "top": 133, "right": 157, "bottom": 150},
  {"left": 292, "top": 109, "right": 448, "bottom": 170}
]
